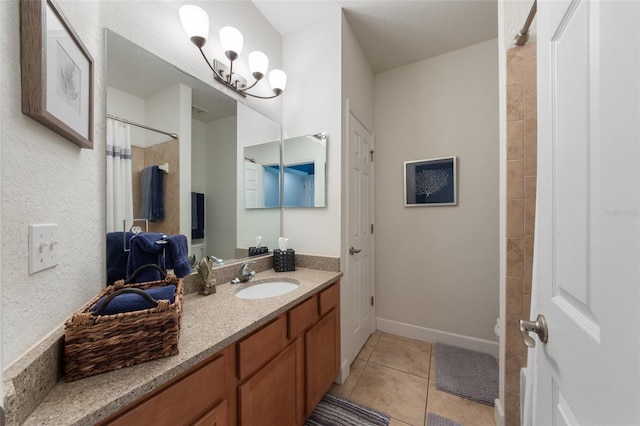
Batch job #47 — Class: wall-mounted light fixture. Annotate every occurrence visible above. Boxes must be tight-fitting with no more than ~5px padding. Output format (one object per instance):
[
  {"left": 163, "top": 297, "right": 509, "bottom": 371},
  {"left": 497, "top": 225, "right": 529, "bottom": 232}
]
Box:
[{"left": 179, "top": 5, "right": 287, "bottom": 99}]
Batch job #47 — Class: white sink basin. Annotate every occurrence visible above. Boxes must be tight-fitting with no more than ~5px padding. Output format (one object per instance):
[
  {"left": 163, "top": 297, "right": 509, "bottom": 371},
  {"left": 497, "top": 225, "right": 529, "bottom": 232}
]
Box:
[{"left": 235, "top": 280, "right": 299, "bottom": 299}]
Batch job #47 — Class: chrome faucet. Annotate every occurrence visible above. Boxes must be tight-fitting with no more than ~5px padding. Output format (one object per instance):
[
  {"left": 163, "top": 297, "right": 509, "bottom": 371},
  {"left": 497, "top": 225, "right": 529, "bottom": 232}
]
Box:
[
  {"left": 231, "top": 262, "right": 256, "bottom": 284},
  {"left": 209, "top": 255, "right": 224, "bottom": 265}
]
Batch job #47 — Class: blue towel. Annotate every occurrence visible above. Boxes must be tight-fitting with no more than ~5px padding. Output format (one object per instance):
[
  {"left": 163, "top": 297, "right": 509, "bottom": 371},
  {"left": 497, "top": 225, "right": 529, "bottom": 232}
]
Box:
[
  {"left": 166, "top": 234, "right": 192, "bottom": 277},
  {"left": 126, "top": 233, "right": 191, "bottom": 282},
  {"left": 106, "top": 232, "right": 134, "bottom": 286},
  {"left": 141, "top": 166, "right": 164, "bottom": 222},
  {"left": 126, "top": 233, "right": 166, "bottom": 282},
  {"left": 90, "top": 284, "right": 176, "bottom": 315}
]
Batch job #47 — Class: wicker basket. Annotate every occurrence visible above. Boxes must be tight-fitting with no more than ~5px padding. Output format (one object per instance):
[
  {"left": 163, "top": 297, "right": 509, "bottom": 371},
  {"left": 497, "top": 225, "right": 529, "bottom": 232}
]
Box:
[{"left": 63, "top": 265, "right": 184, "bottom": 382}]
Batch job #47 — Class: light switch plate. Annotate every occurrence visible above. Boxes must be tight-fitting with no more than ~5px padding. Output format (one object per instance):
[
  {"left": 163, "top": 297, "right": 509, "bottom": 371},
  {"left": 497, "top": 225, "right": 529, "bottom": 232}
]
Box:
[{"left": 29, "top": 224, "right": 59, "bottom": 274}]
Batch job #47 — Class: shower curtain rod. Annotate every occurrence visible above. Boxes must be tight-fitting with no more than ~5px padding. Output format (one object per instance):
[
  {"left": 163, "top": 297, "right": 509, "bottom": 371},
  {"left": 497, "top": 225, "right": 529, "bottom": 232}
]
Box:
[
  {"left": 514, "top": 0, "right": 537, "bottom": 46},
  {"left": 107, "top": 114, "right": 178, "bottom": 139}
]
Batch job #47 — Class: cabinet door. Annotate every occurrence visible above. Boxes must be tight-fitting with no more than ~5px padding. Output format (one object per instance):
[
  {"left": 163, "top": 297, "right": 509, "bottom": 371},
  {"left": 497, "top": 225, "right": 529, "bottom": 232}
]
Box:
[
  {"left": 305, "top": 308, "right": 340, "bottom": 416},
  {"left": 193, "top": 400, "right": 228, "bottom": 426},
  {"left": 238, "top": 339, "right": 304, "bottom": 426},
  {"left": 106, "top": 353, "right": 227, "bottom": 426}
]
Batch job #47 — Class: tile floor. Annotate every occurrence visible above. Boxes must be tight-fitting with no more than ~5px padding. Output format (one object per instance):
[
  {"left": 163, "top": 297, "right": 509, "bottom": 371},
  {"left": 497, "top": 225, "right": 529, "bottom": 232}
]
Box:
[{"left": 329, "top": 331, "right": 495, "bottom": 426}]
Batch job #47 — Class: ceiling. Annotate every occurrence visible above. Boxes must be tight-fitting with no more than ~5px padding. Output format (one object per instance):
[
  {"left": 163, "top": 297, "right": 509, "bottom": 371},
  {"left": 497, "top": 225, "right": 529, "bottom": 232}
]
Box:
[
  {"left": 106, "top": 1, "right": 500, "bottom": 123},
  {"left": 252, "top": 0, "right": 499, "bottom": 73}
]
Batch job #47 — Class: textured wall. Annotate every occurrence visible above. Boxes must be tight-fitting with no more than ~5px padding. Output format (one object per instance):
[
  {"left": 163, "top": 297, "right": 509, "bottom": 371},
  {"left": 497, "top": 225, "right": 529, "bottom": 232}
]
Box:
[
  {"left": 374, "top": 40, "right": 500, "bottom": 341},
  {"left": 2, "top": 0, "right": 282, "bottom": 367},
  {"left": 2, "top": 0, "right": 104, "bottom": 367}
]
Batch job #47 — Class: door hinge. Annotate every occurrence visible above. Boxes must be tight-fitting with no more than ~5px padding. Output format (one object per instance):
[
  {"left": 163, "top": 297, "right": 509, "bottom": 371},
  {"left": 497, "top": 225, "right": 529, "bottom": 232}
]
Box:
[
  {"left": 371, "top": 296, "right": 374, "bottom": 307},
  {"left": 370, "top": 150, "right": 374, "bottom": 161},
  {"left": 371, "top": 224, "right": 374, "bottom": 234}
]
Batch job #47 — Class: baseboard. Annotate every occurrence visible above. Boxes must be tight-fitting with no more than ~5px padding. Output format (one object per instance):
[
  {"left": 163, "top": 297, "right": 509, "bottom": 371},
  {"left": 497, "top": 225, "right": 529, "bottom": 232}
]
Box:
[
  {"left": 376, "top": 317, "right": 499, "bottom": 357},
  {"left": 335, "top": 358, "right": 350, "bottom": 385},
  {"left": 494, "top": 397, "right": 505, "bottom": 426}
]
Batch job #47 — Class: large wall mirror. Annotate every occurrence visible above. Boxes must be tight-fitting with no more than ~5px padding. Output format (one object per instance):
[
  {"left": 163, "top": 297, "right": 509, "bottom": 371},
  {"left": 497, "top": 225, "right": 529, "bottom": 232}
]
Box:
[{"left": 105, "top": 30, "right": 281, "bottom": 274}]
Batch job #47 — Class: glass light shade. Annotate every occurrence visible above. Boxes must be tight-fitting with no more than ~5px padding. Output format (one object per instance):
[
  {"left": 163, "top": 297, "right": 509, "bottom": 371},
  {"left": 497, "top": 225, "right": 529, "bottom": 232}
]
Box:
[
  {"left": 248, "top": 51, "right": 269, "bottom": 79},
  {"left": 179, "top": 5, "right": 209, "bottom": 45},
  {"left": 219, "top": 26, "right": 243, "bottom": 58},
  {"left": 269, "top": 69, "right": 287, "bottom": 93}
]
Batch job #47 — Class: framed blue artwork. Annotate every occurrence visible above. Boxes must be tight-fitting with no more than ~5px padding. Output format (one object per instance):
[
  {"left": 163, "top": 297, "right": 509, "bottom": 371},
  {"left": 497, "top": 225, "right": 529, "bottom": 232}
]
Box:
[{"left": 404, "top": 156, "right": 457, "bottom": 206}]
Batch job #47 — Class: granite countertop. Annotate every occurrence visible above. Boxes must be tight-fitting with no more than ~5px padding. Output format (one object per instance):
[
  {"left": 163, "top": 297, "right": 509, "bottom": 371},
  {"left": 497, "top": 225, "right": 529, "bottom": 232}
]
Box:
[{"left": 22, "top": 268, "right": 342, "bottom": 425}]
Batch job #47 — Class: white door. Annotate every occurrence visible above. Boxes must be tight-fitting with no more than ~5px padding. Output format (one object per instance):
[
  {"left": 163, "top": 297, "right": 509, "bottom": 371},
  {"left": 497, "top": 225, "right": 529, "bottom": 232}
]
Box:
[
  {"left": 530, "top": 0, "right": 640, "bottom": 424},
  {"left": 346, "top": 106, "right": 375, "bottom": 365},
  {"left": 243, "top": 159, "right": 264, "bottom": 208}
]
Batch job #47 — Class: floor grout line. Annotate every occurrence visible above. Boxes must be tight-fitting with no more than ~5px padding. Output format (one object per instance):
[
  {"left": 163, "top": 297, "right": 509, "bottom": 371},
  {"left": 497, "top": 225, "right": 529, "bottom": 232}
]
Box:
[{"left": 366, "top": 359, "right": 430, "bottom": 380}]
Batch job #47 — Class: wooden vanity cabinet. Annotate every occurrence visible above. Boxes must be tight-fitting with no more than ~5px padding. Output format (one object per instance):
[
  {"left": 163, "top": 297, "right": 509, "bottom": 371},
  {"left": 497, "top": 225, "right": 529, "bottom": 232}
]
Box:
[
  {"left": 305, "top": 283, "right": 341, "bottom": 416},
  {"left": 101, "top": 347, "right": 231, "bottom": 426},
  {"left": 237, "top": 338, "right": 304, "bottom": 426},
  {"left": 193, "top": 400, "right": 229, "bottom": 426},
  {"left": 100, "top": 280, "right": 340, "bottom": 426},
  {"left": 235, "top": 281, "right": 340, "bottom": 426}
]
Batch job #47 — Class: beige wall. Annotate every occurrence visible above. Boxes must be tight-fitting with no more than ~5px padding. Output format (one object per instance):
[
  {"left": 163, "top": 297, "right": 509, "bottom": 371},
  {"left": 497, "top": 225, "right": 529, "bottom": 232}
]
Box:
[
  {"left": 504, "top": 42, "right": 537, "bottom": 426},
  {"left": 374, "top": 39, "right": 500, "bottom": 341}
]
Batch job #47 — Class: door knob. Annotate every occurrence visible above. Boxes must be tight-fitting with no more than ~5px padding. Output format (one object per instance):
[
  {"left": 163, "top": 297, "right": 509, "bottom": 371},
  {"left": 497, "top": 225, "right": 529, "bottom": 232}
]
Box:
[
  {"left": 519, "top": 314, "right": 548, "bottom": 348},
  {"left": 349, "top": 247, "right": 362, "bottom": 255}
]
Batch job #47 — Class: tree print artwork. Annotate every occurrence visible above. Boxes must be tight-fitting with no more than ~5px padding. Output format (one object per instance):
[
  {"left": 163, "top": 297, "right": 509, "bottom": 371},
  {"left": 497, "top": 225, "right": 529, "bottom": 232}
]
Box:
[
  {"left": 415, "top": 169, "right": 449, "bottom": 197},
  {"left": 404, "top": 157, "right": 456, "bottom": 206}
]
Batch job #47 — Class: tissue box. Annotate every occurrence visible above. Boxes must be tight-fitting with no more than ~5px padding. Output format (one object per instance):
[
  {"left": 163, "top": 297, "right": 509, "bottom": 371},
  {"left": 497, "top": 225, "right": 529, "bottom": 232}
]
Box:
[
  {"left": 273, "top": 249, "right": 295, "bottom": 272},
  {"left": 249, "top": 246, "right": 269, "bottom": 256}
]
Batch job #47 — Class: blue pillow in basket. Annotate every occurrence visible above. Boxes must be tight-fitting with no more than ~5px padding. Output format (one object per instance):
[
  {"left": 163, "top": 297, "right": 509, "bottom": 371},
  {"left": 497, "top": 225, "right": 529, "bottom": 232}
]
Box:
[{"left": 90, "top": 285, "right": 176, "bottom": 316}]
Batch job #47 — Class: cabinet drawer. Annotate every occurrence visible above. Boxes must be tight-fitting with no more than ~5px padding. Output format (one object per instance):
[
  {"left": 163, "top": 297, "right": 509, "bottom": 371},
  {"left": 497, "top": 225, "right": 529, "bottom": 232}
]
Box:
[
  {"left": 288, "top": 295, "right": 318, "bottom": 339},
  {"left": 107, "top": 353, "right": 226, "bottom": 425},
  {"left": 193, "top": 400, "right": 228, "bottom": 426},
  {"left": 318, "top": 282, "right": 340, "bottom": 316},
  {"left": 237, "top": 315, "right": 286, "bottom": 381}
]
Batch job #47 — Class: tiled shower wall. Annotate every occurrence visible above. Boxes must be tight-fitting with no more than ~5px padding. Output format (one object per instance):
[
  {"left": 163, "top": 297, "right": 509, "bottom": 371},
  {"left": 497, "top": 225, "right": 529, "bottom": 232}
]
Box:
[
  {"left": 131, "top": 139, "right": 180, "bottom": 236},
  {"left": 505, "top": 43, "right": 537, "bottom": 426}
]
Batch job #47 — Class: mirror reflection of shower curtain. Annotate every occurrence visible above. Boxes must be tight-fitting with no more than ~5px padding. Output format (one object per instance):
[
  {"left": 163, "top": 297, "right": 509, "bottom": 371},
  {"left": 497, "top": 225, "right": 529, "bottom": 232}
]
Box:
[{"left": 106, "top": 118, "right": 133, "bottom": 232}]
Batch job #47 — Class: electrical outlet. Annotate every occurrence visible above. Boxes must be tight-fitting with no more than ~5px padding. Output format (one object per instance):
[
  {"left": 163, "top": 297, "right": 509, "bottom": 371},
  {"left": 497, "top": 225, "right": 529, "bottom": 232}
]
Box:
[{"left": 29, "top": 224, "right": 59, "bottom": 274}]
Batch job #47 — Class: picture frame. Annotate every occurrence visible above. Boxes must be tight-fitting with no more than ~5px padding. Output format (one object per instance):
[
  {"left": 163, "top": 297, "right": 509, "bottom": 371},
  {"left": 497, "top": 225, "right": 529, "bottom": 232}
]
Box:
[
  {"left": 404, "top": 156, "right": 457, "bottom": 206},
  {"left": 20, "top": 0, "right": 94, "bottom": 149}
]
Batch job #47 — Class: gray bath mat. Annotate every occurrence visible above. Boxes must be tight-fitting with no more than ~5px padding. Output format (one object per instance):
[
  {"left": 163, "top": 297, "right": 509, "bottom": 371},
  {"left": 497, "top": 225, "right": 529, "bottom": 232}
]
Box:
[
  {"left": 435, "top": 343, "right": 498, "bottom": 406},
  {"left": 427, "top": 413, "right": 464, "bottom": 426},
  {"left": 305, "top": 393, "right": 390, "bottom": 426}
]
